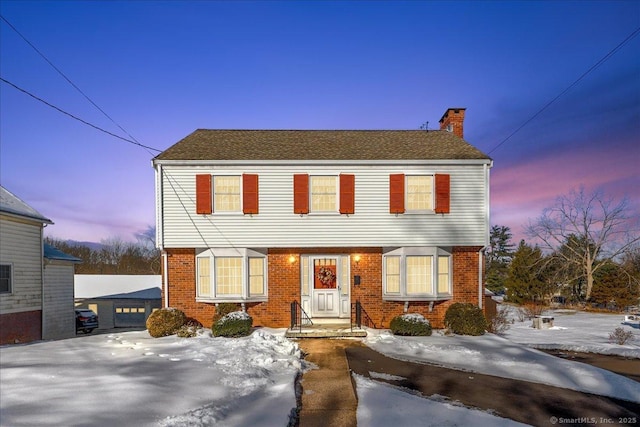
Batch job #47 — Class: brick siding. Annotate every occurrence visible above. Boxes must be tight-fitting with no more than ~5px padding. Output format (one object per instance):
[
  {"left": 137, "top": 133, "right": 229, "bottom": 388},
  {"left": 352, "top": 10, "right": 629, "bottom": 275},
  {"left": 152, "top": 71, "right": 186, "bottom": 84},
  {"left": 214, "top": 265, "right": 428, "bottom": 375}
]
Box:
[
  {"left": 163, "top": 246, "right": 483, "bottom": 329},
  {"left": 0, "top": 310, "right": 42, "bottom": 345}
]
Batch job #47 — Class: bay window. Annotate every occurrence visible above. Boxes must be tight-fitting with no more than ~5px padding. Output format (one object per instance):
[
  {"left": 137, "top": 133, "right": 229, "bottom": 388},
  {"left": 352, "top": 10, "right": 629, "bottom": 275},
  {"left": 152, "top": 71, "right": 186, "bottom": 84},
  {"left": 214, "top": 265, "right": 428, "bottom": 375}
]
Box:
[
  {"left": 383, "top": 247, "right": 452, "bottom": 300},
  {"left": 196, "top": 248, "right": 267, "bottom": 301}
]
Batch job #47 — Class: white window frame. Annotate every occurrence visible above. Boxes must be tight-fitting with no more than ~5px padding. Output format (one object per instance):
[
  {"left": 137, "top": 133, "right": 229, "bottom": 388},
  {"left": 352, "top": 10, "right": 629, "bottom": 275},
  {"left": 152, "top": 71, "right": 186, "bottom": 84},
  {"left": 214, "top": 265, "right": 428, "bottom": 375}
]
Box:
[
  {"left": 309, "top": 175, "right": 339, "bottom": 215},
  {"left": 213, "top": 175, "right": 242, "bottom": 214},
  {"left": 405, "top": 174, "right": 434, "bottom": 213},
  {"left": 382, "top": 247, "right": 452, "bottom": 301},
  {"left": 0, "top": 264, "right": 12, "bottom": 294},
  {"left": 196, "top": 248, "right": 267, "bottom": 302}
]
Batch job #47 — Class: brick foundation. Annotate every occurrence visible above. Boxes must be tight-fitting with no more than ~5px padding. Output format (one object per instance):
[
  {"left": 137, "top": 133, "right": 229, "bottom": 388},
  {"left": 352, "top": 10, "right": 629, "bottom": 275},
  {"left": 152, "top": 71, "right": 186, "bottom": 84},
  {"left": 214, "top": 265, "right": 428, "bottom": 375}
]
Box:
[
  {"left": 163, "top": 246, "right": 483, "bottom": 329},
  {"left": 0, "top": 310, "right": 42, "bottom": 345}
]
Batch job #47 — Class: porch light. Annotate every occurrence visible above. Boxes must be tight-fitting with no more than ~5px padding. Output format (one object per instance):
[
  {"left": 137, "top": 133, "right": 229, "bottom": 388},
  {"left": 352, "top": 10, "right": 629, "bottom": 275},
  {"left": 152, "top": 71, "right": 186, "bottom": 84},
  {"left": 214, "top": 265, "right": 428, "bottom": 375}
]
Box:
[
  {"left": 354, "top": 255, "right": 361, "bottom": 265},
  {"left": 288, "top": 255, "right": 296, "bottom": 264}
]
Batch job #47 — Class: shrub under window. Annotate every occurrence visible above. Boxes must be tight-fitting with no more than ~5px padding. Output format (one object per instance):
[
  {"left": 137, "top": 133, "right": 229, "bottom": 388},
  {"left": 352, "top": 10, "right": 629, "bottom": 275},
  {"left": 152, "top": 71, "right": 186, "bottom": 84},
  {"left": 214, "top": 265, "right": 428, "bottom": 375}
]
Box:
[{"left": 390, "top": 313, "right": 432, "bottom": 336}]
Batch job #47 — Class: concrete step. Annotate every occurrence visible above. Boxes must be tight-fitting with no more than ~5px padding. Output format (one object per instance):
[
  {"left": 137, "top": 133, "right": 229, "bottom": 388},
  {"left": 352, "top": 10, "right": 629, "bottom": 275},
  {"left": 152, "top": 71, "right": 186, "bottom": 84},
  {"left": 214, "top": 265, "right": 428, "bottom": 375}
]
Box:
[{"left": 285, "top": 326, "right": 367, "bottom": 338}]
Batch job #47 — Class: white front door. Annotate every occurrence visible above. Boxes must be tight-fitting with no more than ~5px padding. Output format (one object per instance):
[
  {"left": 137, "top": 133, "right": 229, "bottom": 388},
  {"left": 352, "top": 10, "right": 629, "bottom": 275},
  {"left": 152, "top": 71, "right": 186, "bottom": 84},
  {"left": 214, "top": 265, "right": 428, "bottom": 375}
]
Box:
[{"left": 311, "top": 257, "right": 340, "bottom": 317}]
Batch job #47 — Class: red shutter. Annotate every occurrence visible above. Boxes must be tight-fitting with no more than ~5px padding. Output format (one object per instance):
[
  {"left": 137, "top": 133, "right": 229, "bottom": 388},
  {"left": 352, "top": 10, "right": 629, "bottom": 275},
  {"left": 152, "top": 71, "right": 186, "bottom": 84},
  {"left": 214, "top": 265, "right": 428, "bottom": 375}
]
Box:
[
  {"left": 389, "top": 174, "right": 405, "bottom": 214},
  {"left": 293, "top": 174, "right": 309, "bottom": 214},
  {"left": 435, "top": 173, "right": 450, "bottom": 214},
  {"left": 243, "top": 174, "right": 259, "bottom": 214},
  {"left": 339, "top": 174, "right": 355, "bottom": 214},
  {"left": 195, "top": 174, "right": 212, "bottom": 214}
]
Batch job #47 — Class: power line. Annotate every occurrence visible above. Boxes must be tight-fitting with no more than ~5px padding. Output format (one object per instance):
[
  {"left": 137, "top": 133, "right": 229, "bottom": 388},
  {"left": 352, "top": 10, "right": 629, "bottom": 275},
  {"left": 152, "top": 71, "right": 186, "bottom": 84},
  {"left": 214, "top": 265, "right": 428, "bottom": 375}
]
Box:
[
  {"left": 0, "top": 77, "right": 162, "bottom": 153},
  {"left": 0, "top": 14, "right": 155, "bottom": 154},
  {"left": 487, "top": 26, "right": 640, "bottom": 156}
]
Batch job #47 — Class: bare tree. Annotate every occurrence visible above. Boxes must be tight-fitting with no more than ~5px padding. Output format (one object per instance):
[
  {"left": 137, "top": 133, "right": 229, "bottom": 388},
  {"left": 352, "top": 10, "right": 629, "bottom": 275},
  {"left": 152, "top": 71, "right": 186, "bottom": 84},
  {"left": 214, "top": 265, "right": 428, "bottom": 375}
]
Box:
[{"left": 526, "top": 187, "right": 640, "bottom": 300}]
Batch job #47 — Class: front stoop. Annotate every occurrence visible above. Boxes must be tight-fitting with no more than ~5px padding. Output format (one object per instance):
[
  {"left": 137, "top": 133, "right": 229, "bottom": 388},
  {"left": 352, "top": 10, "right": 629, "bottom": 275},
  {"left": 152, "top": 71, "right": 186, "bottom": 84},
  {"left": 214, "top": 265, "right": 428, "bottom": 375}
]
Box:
[{"left": 285, "top": 325, "right": 367, "bottom": 338}]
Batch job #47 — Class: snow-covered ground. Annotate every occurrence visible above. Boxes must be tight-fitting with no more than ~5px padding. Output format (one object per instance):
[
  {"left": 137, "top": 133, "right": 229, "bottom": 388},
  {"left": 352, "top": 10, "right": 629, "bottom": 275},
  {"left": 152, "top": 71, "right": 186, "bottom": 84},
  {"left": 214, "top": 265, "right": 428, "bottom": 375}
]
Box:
[
  {"left": 1, "top": 308, "right": 639, "bottom": 426},
  {"left": 0, "top": 329, "right": 301, "bottom": 427},
  {"left": 365, "top": 308, "right": 640, "bottom": 403}
]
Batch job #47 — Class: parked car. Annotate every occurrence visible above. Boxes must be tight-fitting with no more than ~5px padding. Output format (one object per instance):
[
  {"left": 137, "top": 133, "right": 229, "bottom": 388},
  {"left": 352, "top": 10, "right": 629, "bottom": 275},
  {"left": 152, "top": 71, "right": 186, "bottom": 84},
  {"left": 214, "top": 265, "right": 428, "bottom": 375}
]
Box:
[{"left": 75, "top": 309, "right": 99, "bottom": 334}]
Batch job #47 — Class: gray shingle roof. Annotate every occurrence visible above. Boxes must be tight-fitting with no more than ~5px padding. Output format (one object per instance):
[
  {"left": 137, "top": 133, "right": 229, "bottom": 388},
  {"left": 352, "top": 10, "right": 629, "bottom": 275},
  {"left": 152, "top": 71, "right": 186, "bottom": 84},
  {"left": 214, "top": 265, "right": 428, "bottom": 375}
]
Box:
[
  {"left": 44, "top": 243, "right": 82, "bottom": 263},
  {"left": 0, "top": 186, "right": 53, "bottom": 224},
  {"left": 154, "top": 130, "right": 490, "bottom": 162}
]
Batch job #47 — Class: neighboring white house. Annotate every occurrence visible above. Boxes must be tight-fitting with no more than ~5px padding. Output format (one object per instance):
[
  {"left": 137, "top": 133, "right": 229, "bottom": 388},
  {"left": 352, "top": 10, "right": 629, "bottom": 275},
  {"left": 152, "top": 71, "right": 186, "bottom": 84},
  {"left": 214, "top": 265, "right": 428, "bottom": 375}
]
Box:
[
  {"left": 75, "top": 275, "right": 162, "bottom": 329},
  {"left": 43, "top": 243, "right": 82, "bottom": 340},
  {"left": 1, "top": 186, "right": 53, "bottom": 344}
]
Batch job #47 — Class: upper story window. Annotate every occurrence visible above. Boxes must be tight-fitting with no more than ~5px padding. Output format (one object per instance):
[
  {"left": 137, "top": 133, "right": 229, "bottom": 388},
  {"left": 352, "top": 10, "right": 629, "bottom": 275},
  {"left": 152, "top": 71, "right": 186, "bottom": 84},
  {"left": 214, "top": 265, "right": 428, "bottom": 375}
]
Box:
[
  {"left": 310, "top": 176, "right": 337, "bottom": 212},
  {"left": 214, "top": 176, "right": 241, "bottom": 212},
  {"left": 0, "top": 264, "right": 12, "bottom": 294},
  {"left": 406, "top": 175, "right": 433, "bottom": 211},
  {"left": 294, "top": 174, "right": 355, "bottom": 215},
  {"left": 195, "top": 174, "right": 259, "bottom": 215},
  {"left": 382, "top": 247, "right": 452, "bottom": 301},
  {"left": 390, "top": 173, "right": 450, "bottom": 214},
  {"left": 196, "top": 248, "right": 267, "bottom": 302}
]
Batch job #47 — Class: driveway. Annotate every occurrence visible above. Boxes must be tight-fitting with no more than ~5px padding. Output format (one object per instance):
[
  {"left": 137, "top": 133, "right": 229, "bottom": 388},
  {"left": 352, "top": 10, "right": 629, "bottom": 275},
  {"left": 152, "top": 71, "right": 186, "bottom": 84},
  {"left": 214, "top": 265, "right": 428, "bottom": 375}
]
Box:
[{"left": 345, "top": 344, "right": 640, "bottom": 426}]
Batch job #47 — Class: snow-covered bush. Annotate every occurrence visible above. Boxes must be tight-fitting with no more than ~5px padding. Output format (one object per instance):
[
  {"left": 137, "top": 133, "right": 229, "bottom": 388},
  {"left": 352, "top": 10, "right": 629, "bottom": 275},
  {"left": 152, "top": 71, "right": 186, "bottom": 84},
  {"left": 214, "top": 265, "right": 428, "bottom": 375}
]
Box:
[
  {"left": 608, "top": 327, "right": 634, "bottom": 345},
  {"left": 444, "top": 303, "right": 488, "bottom": 336},
  {"left": 146, "top": 307, "right": 187, "bottom": 338},
  {"left": 177, "top": 317, "right": 203, "bottom": 338},
  {"left": 213, "top": 303, "right": 241, "bottom": 322},
  {"left": 390, "top": 313, "right": 432, "bottom": 336},
  {"left": 212, "top": 311, "right": 253, "bottom": 337}
]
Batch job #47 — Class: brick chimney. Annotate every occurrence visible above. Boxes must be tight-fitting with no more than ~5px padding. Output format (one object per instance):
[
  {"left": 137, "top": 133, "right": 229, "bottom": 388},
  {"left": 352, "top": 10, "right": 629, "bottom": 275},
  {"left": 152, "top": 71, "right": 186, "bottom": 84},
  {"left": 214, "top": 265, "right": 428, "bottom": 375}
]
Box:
[{"left": 439, "top": 108, "right": 466, "bottom": 139}]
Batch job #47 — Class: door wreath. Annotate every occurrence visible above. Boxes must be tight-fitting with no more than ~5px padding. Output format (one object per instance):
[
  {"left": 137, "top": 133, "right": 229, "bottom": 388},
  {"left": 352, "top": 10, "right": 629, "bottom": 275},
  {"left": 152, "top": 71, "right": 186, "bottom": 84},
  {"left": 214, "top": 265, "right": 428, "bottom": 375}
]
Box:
[{"left": 316, "top": 266, "right": 336, "bottom": 288}]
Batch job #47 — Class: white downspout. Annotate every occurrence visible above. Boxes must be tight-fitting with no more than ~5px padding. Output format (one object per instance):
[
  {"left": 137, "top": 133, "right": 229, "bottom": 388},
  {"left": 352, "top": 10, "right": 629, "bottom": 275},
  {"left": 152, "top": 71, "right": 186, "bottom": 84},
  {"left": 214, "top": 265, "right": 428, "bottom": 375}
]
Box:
[
  {"left": 155, "top": 163, "right": 169, "bottom": 308},
  {"left": 163, "top": 251, "right": 169, "bottom": 308},
  {"left": 479, "top": 161, "right": 492, "bottom": 309}
]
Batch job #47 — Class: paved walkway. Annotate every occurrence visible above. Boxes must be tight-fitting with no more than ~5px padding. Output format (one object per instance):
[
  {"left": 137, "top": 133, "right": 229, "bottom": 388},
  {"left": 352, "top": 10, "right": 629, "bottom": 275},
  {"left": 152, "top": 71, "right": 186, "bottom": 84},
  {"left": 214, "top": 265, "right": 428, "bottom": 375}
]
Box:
[
  {"left": 298, "top": 339, "right": 359, "bottom": 427},
  {"left": 298, "top": 339, "right": 640, "bottom": 427}
]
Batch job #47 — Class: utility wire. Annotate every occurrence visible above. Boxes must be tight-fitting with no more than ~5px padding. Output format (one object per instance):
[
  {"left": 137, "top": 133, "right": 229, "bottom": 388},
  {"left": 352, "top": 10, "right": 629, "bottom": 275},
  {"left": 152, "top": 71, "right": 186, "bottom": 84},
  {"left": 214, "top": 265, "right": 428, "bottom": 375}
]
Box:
[
  {"left": 488, "top": 26, "right": 640, "bottom": 155},
  {"left": 0, "top": 77, "right": 161, "bottom": 153},
  {"left": 0, "top": 14, "right": 156, "bottom": 154}
]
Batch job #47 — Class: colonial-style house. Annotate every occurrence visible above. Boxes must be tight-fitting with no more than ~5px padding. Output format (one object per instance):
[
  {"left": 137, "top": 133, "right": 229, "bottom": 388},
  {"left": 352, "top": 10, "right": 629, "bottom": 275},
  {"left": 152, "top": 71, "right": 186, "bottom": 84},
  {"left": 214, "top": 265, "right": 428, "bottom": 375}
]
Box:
[
  {"left": 0, "top": 186, "right": 80, "bottom": 344},
  {"left": 153, "top": 108, "right": 492, "bottom": 329}
]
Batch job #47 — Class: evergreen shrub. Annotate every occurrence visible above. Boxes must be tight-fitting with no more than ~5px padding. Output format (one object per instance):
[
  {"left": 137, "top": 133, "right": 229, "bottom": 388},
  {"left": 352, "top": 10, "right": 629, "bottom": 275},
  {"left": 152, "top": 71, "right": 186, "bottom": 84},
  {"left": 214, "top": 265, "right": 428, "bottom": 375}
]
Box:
[
  {"left": 212, "top": 311, "right": 253, "bottom": 337},
  {"left": 444, "top": 303, "right": 488, "bottom": 336},
  {"left": 146, "top": 307, "right": 187, "bottom": 338},
  {"left": 390, "top": 313, "right": 432, "bottom": 336}
]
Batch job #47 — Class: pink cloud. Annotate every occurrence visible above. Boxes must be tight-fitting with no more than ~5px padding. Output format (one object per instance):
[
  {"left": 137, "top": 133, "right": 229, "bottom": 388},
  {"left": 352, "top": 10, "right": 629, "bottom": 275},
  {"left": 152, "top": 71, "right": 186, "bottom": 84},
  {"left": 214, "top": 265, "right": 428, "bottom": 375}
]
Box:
[{"left": 491, "top": 144, "right": 639, "bottom": 243}]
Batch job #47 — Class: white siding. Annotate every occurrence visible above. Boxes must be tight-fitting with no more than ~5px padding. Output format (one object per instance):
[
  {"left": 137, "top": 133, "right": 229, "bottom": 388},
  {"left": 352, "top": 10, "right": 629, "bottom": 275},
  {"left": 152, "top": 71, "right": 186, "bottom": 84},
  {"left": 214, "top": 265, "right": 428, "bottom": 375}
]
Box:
[
  {"left": 43, "top": 262, "right": 75, "bottom": 340},
  {"left": 158, "top": 164, "right": 490, "bottom": 248},
  {"left": 0, "top": 216, "right": 43, "bottom": 313}
]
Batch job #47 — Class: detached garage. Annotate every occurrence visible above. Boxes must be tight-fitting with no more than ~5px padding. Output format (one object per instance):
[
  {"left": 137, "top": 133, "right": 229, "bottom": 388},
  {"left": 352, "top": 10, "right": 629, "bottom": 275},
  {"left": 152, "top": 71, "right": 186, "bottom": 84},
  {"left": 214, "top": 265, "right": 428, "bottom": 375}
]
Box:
[{"left": 75, "top": 275, "right": 161, "bottom": 330}]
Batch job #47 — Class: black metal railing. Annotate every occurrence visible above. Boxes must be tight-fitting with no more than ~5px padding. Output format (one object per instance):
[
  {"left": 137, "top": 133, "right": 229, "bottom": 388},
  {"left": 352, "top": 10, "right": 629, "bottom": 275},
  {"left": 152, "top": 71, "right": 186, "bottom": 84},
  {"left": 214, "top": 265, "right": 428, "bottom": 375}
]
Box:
[
  {"left": 290, "top": 301, "right": 313, "bottom": 332},
  {"left": 351, "top": 300, "right": 376, "bottom": 330}
]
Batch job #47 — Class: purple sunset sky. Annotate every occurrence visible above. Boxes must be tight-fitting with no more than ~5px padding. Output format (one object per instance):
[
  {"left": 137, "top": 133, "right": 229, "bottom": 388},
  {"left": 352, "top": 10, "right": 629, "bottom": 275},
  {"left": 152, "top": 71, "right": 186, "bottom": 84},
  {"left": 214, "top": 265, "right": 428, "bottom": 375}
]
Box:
[{"left": 1, "top": 1, "right": 638, "bottom": 245}]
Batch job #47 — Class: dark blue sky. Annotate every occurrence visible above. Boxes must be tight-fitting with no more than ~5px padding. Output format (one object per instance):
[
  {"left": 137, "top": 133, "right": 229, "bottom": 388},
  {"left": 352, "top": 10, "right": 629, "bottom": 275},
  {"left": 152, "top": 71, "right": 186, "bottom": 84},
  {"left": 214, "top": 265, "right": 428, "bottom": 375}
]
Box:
[{"left": 1, "top": 1, "right": 638, "bottom": 243}]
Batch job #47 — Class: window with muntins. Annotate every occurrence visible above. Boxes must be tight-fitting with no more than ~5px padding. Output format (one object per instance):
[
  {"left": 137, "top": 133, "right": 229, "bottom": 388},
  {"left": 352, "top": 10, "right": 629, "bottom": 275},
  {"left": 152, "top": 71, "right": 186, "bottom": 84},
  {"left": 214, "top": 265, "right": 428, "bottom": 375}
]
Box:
[
  {"left": 406, "top": 175, "right": 433, "bottom": 211},
  {"left": 214, "top": 176, "right": 241, "bottom": 212},
  {"left": 310, "top": 176, "right": 337, "bottom": 213},
  {"left": 382, "top": 248, "right": 452, "bottom": 300},
  {"left": 0, "top": 264, "right": 11, "bottom": 294},
  {"left": 196, "top": 249, "right": 267, "bottom": 301}
]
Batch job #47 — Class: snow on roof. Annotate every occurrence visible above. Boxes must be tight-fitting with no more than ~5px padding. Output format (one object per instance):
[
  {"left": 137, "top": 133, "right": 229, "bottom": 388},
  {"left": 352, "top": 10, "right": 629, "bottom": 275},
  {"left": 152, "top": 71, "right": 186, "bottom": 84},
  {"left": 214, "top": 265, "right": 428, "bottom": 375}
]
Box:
[
  {"left": 93, "top": 287, "right": 161, "bottom": 300},
  {"left": 0, "top": 186, "right": 52, "bottom": 224},
  {"left": 75, "top": 275, "right": 161, "bottom": 299}
]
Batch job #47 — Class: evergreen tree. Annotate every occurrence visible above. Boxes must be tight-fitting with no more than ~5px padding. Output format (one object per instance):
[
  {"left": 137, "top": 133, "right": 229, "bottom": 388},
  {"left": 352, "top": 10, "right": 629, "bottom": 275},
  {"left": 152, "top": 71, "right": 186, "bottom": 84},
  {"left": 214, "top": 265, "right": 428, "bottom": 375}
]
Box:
[
  {"left": 505, "top": 240, "right": 553, "bottom": 304},
  {"left": 485, "top": 225, "right": 515, "bottom": 293},
  {"left": 590, "top": 261, "right": 640, "bottom": 310}
]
